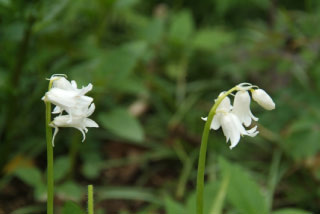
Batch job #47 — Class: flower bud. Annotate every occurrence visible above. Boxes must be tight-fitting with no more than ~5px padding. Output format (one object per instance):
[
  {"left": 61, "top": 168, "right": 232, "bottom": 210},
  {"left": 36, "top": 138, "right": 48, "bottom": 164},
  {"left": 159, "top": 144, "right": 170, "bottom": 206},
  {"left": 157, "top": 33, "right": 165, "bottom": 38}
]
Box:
[{"left": 252, "top": 89, "right": 275, "bottom": 110}]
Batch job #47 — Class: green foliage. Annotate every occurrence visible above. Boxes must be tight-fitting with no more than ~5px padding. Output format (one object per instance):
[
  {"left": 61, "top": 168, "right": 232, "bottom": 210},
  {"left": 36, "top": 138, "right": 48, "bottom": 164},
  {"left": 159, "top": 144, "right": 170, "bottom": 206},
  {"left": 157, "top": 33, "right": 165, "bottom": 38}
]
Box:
[
  {"left": 219, "top": 157, "right": 269, "bottom": 214},
  {"left": 1, "top": 0, "right": 320, "bottom": 213},
  {"left": 62, "top": 201, "right": 85, "bottom": 214},
  {"left": 272, "top": 208, "right": 313, "bottom": 214},
  {"left": 99, "top": 108, "right": 145, "bottom": 143}
]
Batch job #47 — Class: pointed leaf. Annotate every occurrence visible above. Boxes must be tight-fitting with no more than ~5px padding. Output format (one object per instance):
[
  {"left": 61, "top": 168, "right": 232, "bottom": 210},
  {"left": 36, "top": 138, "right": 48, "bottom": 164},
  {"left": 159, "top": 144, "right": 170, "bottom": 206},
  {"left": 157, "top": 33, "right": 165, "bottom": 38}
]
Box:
[
  {"left": 99, "top": 108, "right": 144, "bottom": 143},
  {"left": 219, "top": 157, "right": 268, "bottom": 214},
  {"left": 62, "top": 201, "right": 85, "bottom": 214}
]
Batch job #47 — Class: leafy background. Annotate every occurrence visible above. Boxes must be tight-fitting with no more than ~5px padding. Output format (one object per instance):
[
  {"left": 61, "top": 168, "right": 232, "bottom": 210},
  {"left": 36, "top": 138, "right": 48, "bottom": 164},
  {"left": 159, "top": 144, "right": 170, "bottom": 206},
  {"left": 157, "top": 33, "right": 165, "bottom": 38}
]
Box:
[{"left": 1, "top": 0, "right": 320, "bottom": 213}]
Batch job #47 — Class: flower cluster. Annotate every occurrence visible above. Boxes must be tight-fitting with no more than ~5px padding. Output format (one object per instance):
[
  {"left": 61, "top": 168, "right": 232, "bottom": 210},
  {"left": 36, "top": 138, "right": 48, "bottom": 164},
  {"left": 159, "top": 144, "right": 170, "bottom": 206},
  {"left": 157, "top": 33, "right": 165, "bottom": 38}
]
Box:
[
  {"left": 42, "top": 75, "right": 99, "bottom": 145},
  {"left": 202, "top": 83, "right": 275, "bottom": 149}
]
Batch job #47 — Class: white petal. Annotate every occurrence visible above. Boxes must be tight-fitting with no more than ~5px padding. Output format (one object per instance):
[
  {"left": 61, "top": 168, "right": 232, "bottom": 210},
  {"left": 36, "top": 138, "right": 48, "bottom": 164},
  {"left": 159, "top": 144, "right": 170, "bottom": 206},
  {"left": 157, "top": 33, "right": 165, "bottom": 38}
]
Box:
[
  {"left": 52, "top": 106, "right": 62, "bottom": 114},
  {"left": 52, "top": 77, "right": 74, "bottom": 91},
  {"left": 220, "top": 114, "right": 241, "bottom": 148},
  {"left": 232, "top": 91, "right": 257, "bottom": 127},
  {"left": 201, "top": 116, "right": 221, "bottom": 130},
  {"left": 79, "top": 83, "right": 93, "bottom": 96},
  {"left": 51, "top": 126, "right": 59, "bottom": 147},
  {"left": 86, "top": 103, "right": 95, "bottom": 117},
  {"left": 71, "top": 80, "right": 77, "bottom": 89},
  {"left": 220, "top": 113, "right": 259, "bottom": 149},
  {"left": 76, "top": 128, "right": 86, "bottom": 142},
  {"left": 247, "top": 126, "right": 259, "bottom": 137},
  {"left": 216, "top": 96, "right": 232, "bottom": 113},
  {"left": 201, "top": 117, "right": 207, "bottom": 121},
  {"left": 211, "top": 114, "right": 221, "bottom": 130},
  {"left": 46, "top": 88, "right": 78, "bottom": 108},
  {"left": 85, "top": 118, "right": 99, "bottom": 127},
  {"left": 252, "top": 89, "right": 275, "bottom": 110}
]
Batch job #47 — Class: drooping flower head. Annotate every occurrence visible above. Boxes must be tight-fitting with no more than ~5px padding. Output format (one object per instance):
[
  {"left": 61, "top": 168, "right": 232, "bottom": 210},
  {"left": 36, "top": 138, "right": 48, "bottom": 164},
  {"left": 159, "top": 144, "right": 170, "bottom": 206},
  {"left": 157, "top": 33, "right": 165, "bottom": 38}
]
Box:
[
  {"left": 42, "top": 75, "right": 98, "bottom": 145},
  {"left": 202, "top": 83, "right": 275, "bottom": 149}
]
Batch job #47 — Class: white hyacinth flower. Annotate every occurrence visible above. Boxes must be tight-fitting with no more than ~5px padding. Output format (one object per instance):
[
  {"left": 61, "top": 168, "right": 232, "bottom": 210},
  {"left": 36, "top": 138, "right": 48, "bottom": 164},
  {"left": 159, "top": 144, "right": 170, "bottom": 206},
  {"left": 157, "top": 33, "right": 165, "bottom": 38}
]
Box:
[
  {"left": 43, "top": 77, "right": 93, "bottom": 117},
  {"left": 202, "top": 96, "right": 258, "bottom": 149},
  {"left": 220, "top": 113, "right": 258, "bottom": 149},
  {"left": 202, "top": 83, "right": 275, "bottom": 149},
  {"left": 43, "top": 75, "right": 98, "bottom": 146},
  {"left": 232, "top": 90, "right": 258, "bottom": 127},
  {"left": 45, "top": 88, "right": 93, "bottom": 113},
  {"left": 51, "top": 104, "right": 98, "bottom": 144},
  {"left": 252, "top": 89, "right": 275, "bottom": 110},
  {"left": 201, "top": 95, "right": 232, "bottom": 130}
]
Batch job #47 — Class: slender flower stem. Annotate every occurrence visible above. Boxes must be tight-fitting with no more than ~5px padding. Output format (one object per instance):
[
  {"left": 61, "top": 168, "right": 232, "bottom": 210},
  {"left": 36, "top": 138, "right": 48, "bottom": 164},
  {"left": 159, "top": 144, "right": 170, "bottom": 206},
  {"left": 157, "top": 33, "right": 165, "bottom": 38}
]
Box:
[
  {"left": 88, "top": 185, "right": 94, "bottom": 214},
  {"left": 45, "top": 80, "right": 54, "bottom": 214},
  {"left": 196, "top": 87, "right": 237, "bottom": 214}
]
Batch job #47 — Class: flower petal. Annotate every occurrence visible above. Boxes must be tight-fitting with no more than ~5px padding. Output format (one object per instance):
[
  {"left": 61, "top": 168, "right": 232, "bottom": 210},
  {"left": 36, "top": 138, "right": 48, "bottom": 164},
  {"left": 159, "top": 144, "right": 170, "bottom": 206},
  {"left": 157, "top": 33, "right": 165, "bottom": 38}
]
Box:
[
  {"left": 52, "top": 106, "right": 62, "bottom": 114},
  {"left": 201, "top": 116, "right": 221, "bottom": 130},
  {"left": 85, "top": 118, "right": 99, "bottom": 128},
  {"left": 220, "top": 114, "right": 241, "bottom": 149},
  {"left": 232, "top": 91, "right": 257, "bottom": 127}
]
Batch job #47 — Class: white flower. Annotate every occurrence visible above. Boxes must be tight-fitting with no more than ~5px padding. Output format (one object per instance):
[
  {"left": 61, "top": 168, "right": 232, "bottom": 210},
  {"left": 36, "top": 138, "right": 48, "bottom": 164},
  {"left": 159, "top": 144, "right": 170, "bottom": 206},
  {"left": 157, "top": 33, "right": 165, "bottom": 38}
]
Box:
[
  {"left": 252, "top": 89, "right": 275, "bottom": 110},
  {"left": 43, "top": 77, "right": 93, "bottom": 117},
  {"left": 232, "top": 90, "right": 258, "bottom": 127},
  {"left": 220, "top": 113, "right": 258, "bottom": 149},
  {"left": 43, "top": 75, "right": 98, "bottom": 146},
  {"left": 201, "top": 83, "right": 275, "bottom": 149},
  {"left": 50, "top": 104, "right": 98, "bottom": 145},
  {"left": 45, "top": 88, "right": 93, "bottom": 122},
  {"left": 202, "top": 95, "right": 231, "bottom": 130},
  {"left": 202, "top": 96, "right": 258, "bottom": 149}
]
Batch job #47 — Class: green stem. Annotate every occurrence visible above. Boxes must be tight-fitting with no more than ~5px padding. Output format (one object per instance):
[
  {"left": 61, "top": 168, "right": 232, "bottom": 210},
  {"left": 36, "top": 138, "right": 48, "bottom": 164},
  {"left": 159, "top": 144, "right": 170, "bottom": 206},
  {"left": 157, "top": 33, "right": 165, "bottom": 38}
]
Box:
[
  {"left": 196, "top": 87, "right": 237, "bottom": 214},
  {"left": 88, "top": 185, "right": 94, "bottom": 214},
  {"left": 45, "top": 80, "right": 54, "bottom": 214}
]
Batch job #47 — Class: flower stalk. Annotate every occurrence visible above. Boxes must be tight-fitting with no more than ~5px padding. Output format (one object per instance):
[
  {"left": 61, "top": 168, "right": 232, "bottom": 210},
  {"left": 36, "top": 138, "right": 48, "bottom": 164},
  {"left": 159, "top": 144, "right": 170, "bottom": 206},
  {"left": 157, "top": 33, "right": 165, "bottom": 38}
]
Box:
[
  {"left": 88, "top": 185, "right": 94, "bottom": 214},
  {"left": 196, "top": 82, "right": 275, "bottom": 214},
  {"left": 45, "top": 79, "right": 54, "bottom": 214},
  {"left": 196, "top": 87, "right": 237, "bottom": 214}
]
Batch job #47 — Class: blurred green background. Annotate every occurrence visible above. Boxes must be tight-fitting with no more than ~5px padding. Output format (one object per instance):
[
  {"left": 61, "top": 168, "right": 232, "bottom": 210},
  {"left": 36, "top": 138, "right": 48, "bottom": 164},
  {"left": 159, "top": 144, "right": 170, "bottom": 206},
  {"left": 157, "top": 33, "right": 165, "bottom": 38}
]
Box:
[{"left": 1, "top": 0, "right": 320, "bottom": 213}]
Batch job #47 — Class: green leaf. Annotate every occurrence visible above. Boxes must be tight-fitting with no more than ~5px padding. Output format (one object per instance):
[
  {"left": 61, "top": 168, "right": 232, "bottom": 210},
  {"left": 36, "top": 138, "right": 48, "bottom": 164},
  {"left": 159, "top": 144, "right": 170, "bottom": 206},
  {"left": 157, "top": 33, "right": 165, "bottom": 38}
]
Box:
[
  {"left": 97, "top": 186, "right": 161, "bottom": 205},
  {"left": 14, "top": 167, "right": 43, "bottom": 188},
  {"left": 272, "top": 208, "right": 313, "bottom": 214},
  {"left": 56, "top": 181, "right": 84, "bottom": 201},
  {"left": 284, "top": 116, "right": 320, "bottom": 160},
  {"left": 113, "top": 0, "right": 140, "bottom": 11},
  {"left": 11, "top": 205, "right": 45, "bottom": 214},
  {"left": 34, "top": 183, "right": 47, "bottom": 201},
  {"left": 62, "top": 201, "right": 85, "bottom": 214},
  {"left": 164, "top": 196, "right": 185, "bottom": 214},
  {"left": 54, "top": 156, "right": 70, "bottom": 182},
  {"left": 169, "top": 10, "right": 194, "bottom": 45},
  {"left": 209, "top": 173, "right": 230, "bottom": 214},
  {"left": 193, "top": 28, "right": 234, "bottom": 51},
  {"left": 186, "top": 181, "right": 219, "bottom": 214},
  {"left": 98, "top": 108, "right": 145, "bottom": 143},
  {"left": 82, "top": 155, "right": 103, "bottom": 179},
  {"left": 219, "top": 157, "right": 268, "bottom": 214}
]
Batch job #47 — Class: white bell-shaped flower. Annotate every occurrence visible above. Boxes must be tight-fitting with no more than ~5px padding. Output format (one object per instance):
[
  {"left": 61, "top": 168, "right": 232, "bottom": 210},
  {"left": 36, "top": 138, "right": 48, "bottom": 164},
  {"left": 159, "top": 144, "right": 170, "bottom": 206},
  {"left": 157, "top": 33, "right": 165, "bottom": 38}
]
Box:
[
  {"left": 43, "top": 75, "right": 98, "bottom": 145},
  {"left": 50, "top": 104, "right": 98, "bottom": 145},
  {"left": 201, "top": 95, "right": 232, "bottom": 130},
  {"left": 252, "top": 89, "right": 275, "bottom": 110},
  {"left": 43, "top": 77, "right": 93, "bottom": 119},
  {"left": 202, "top": 95, "right": 259, "bottom": 149},
  {"left": 220, "top": 113, "right": 258, "bottom": 149},
  {"left": 232, "top": 90, "right": 258, "bottom": 127}
]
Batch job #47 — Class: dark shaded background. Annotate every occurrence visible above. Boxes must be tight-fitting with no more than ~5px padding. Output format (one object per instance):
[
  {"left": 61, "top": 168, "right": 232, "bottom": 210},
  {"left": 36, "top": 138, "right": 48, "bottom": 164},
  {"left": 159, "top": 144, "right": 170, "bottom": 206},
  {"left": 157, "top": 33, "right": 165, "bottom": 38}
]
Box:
[{"left": 1, "top": 0, "right": 320, "bottom": 213}]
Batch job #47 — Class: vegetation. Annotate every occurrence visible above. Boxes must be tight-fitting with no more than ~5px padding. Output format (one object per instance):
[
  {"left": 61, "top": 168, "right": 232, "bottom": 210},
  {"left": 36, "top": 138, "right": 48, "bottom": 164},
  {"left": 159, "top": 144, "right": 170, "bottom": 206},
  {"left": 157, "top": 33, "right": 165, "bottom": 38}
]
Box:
[{"left": 1, "top": 0, "right": 320, "bottom": 213}]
